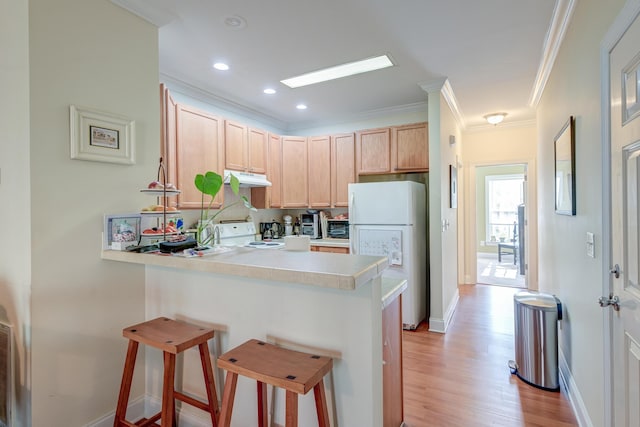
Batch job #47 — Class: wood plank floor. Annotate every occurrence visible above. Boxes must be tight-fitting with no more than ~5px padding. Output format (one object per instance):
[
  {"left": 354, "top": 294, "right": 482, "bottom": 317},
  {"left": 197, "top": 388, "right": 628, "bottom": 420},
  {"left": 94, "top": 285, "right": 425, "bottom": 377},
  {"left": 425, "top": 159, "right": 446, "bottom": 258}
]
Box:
[{"left": 402, "top": 284, "right": 578, "bottom": 427}]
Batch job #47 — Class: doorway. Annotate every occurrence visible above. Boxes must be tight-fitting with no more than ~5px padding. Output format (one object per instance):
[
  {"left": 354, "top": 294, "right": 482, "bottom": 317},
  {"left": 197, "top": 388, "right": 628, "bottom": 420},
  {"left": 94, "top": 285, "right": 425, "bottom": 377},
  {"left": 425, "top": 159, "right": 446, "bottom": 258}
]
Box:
[{"left": 475, "top": 164, "right": 526, "bottom": 288}]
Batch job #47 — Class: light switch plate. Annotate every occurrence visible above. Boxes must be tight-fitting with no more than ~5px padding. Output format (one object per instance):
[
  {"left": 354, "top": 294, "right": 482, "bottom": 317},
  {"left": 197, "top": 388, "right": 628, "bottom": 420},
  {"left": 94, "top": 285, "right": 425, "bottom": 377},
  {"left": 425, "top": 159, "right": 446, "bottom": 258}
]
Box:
[{"left": 586, "top": 232, "right": 595, "bottom": 258}]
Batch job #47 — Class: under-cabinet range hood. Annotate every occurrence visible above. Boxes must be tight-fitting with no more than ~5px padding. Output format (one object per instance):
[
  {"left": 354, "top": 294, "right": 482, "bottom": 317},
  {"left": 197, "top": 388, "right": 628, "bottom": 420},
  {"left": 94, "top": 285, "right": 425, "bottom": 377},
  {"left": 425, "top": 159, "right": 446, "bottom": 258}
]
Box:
[{"left": 224, "top": 170, "right": 272, "bottom": 187}]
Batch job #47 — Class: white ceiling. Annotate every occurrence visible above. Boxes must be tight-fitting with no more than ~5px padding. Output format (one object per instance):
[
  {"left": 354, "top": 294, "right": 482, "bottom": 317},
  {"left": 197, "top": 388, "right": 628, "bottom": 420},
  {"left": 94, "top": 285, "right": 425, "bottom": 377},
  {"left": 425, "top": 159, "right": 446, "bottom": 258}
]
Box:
[{"left": 113, "top": 0, "right": 563, "bottom": 132}]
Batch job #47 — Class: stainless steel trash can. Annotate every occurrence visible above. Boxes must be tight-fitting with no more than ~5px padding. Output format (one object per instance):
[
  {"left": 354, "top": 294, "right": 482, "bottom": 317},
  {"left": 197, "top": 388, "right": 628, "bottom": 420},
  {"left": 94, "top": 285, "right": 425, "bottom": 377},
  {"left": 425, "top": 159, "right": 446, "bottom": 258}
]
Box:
[{"left": 509, "top": 291, "right": 562, "bottom": 391}]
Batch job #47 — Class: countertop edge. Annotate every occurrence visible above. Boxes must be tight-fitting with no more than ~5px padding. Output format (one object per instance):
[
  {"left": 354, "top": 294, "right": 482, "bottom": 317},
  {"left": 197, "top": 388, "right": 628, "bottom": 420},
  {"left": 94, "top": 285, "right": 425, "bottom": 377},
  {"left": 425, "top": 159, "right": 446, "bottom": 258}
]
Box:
[{"left": 381, "top": 278, "right": 408, "bottom": 308}]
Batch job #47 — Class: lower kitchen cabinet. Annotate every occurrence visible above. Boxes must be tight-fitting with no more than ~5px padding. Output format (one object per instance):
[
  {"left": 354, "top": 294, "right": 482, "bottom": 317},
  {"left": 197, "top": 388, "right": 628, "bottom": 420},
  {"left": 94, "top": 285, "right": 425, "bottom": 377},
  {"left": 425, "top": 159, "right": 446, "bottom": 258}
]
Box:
[
  {"left": 311, "top": 245, "right": 350, "bottom": 254},
  {"left": 382, "top": 293, "right": 404, "bottom": 427}
]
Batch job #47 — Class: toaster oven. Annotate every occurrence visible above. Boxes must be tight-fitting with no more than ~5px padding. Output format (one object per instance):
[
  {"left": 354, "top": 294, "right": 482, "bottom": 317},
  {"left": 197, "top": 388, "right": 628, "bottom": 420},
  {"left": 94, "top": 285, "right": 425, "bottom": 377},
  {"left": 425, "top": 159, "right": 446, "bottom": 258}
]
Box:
[{"left": 326, "top": 219, "right": 349, "bottom": 239}]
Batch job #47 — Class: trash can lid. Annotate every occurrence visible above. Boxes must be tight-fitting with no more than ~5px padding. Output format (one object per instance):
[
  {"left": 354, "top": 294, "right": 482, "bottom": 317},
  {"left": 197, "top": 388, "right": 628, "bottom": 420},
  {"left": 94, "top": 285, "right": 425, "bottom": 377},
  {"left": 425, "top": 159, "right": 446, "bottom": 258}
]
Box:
[{"left": 514, "top": 290, "right": 559, "bottom": 311}]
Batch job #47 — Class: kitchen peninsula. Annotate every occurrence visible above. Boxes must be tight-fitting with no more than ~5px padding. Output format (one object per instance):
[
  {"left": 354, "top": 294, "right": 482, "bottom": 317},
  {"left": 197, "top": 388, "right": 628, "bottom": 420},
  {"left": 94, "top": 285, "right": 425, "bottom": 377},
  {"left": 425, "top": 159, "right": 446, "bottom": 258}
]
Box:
[{"left": 102, "top": 247, "right": 403, "bottom": 426}]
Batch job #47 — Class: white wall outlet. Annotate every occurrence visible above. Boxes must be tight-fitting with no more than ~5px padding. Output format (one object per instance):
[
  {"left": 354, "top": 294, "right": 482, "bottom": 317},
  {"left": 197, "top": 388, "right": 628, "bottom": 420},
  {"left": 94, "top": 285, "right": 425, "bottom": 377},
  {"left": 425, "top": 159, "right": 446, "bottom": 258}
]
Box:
[{"left": 586, "top": 232, "right": 595, "bottom": 258}]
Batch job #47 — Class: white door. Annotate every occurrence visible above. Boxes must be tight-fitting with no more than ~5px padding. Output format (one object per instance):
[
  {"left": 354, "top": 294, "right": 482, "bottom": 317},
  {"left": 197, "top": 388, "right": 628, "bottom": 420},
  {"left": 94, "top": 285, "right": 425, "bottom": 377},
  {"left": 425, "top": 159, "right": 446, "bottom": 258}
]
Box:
[{"left": 609, "top": 6, "right": 640, "bottom": 425}]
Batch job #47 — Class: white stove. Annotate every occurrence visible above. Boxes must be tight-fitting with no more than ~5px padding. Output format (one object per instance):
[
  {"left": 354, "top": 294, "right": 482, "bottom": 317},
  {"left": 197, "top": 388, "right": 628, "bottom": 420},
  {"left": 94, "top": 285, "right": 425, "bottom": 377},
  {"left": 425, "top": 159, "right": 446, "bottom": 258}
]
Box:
[{"left": 214, "top": 222, "right": 284, "bottom": 249}]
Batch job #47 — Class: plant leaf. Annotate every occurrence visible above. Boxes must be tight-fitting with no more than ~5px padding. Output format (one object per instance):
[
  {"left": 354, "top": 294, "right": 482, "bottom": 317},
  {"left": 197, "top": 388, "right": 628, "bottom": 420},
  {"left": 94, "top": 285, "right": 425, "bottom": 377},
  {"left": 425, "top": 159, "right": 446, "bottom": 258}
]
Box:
[
  {"left": 195, "top": 171, "right": 223, "bottom": 197},
  {"left": 240, "top": 195, "right": 257, "bottom": 211},
  {"left": 228, "top": 173, "right": 240, "bottom": 195}
]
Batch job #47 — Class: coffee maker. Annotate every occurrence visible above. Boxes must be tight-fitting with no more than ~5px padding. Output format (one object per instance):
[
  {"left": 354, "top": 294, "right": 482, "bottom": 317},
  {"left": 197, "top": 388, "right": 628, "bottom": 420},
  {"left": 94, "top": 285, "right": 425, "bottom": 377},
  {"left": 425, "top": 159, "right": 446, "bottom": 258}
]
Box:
[{"left": 300, "top": 212, "right": 320, "bottom": 239}]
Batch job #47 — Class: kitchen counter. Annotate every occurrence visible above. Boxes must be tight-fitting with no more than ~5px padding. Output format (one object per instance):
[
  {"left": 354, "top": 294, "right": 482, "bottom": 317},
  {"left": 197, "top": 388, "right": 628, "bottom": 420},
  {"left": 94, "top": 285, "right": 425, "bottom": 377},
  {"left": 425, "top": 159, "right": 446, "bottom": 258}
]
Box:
[{"left": 102, "top": 247, "right": 393, "bottom": 426}]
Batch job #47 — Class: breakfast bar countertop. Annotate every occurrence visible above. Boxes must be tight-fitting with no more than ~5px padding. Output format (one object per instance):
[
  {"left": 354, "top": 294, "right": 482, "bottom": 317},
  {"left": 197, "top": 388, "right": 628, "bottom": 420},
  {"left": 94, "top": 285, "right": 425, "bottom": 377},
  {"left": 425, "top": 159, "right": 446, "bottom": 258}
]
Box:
[{"left": 102, "top": 246, "right": 387, "bottom": 290}]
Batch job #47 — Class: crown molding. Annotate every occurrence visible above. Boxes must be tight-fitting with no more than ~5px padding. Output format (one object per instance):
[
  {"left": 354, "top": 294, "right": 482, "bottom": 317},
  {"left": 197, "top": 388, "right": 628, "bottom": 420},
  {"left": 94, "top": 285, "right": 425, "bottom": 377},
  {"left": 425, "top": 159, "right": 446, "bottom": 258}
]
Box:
[
  {"left": 110, "top": 0, "right": 177, "bottom": 27},
  {"left": 419, "top": 78, "right": 466, "bottom": 130},
  {"left": 528, "top": 0, "right": 578, "bottom": 107},
  {"left": 160, "top": 73, "right": 289, "bottom": 130}
]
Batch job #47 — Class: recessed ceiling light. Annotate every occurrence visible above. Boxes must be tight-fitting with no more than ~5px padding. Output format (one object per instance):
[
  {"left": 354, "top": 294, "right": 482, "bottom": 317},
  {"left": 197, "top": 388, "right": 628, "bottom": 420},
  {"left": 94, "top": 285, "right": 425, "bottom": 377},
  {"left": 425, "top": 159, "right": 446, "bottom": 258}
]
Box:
[
  {"left": 213, "top": 62, "right": 229, "bottom": 71},
  {"left": 223, "top": 15, "right": 247, "bottom": 29},
  {"left": 296, "top": 104, "right": 308, "bottom": 110},
  {"left": 263, "top": 88, "right": 276, "bottom": 95},
  {"left": 281, "top": 54, "right": 394, "bottom": 88},
  {"left": 484, "top": 112, "right": 507, "bottom": 125}
]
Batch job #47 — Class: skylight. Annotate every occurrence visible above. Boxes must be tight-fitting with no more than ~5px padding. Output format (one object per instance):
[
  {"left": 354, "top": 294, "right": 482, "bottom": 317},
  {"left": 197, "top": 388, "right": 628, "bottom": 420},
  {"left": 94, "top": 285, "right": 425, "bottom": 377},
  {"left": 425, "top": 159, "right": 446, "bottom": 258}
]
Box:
[{"left": 280, "top": 55, "right": 394, "bottom": 88}]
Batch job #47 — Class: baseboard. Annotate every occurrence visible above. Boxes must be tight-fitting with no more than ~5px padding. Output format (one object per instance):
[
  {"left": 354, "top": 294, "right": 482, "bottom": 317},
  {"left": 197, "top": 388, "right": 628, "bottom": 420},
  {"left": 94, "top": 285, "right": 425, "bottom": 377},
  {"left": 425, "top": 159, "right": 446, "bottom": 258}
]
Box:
[
  {"left": 85, "top": 394, "right": 212, "bottom": 427},
  {"left": 559, "top": 349, "right": 594, "bottom": 427},
  {"left": 428, "top": 288, "right": 460, "bottom": 333}
]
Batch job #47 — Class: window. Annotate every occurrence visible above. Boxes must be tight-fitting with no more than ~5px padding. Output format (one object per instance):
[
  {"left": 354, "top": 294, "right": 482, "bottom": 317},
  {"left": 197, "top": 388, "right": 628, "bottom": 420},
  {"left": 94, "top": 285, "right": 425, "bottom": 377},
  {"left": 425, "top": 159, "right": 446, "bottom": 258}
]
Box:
[{"left": 485, "top": 174, "right": 524, "bottom": 243}]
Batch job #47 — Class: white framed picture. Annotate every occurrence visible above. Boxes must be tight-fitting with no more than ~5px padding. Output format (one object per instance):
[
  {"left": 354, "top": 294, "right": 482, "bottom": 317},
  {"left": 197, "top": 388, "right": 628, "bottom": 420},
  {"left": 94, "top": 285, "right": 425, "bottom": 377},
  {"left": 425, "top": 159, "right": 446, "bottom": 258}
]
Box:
[{"left": 70, "top": 105, "right": 135, "bottom": 165}]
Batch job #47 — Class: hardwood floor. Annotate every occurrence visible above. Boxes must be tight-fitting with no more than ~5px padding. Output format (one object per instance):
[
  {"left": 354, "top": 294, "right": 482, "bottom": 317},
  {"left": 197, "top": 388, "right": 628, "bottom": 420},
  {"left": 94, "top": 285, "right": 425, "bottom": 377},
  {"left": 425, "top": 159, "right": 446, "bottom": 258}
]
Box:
[{"left": 402, "top": 284, "right": 578, "bottom": 427}]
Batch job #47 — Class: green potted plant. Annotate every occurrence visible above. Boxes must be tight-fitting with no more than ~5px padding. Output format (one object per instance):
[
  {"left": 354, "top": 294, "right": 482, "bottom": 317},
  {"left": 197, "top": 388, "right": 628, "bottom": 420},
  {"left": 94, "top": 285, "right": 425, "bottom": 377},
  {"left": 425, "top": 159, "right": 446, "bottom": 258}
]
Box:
[{"left": 194, "top": 171, "right": 256, "bottom": 247}]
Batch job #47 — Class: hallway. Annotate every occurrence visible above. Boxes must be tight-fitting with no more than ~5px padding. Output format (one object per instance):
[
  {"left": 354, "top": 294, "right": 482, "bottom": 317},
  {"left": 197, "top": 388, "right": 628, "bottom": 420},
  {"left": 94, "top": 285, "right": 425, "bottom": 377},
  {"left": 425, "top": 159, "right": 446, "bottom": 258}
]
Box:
[{"left": 402, "top": 284, "right": 577, "bottom": 426}]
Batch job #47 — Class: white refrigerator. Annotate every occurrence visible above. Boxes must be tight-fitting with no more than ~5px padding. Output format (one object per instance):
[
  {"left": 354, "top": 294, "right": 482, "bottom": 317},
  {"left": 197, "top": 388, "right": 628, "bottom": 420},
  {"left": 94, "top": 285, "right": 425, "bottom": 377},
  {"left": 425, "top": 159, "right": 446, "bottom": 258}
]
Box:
[{"left": 349, "top": 181, "right": 427, "bottom": 330}]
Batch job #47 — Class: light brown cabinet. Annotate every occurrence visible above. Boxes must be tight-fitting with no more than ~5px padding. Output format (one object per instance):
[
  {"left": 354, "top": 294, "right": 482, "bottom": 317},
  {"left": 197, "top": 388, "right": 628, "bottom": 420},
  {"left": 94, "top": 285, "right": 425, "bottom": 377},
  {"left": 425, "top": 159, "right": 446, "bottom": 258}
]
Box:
[
  {"left": 356, "top": 123, "right": 428, "bottom": 175},
  {"left": 224, "top": 121, "right": 268, "bottom": 174},
  {"left": 331, "top": 133, "right": 356, "bottom": 207},
  {"left": 251, "top": 133, "right": 281, "bottom": 209},
  {"left": 392, "top": 122, "right": 428, "bottom": 172},
  {"left": 160, "top": 84, "right": 178, "bottom": 209},
  {"left": 356, "top": 127, "right": 391, "bottom": 175},
  {"left": 382, "top": 294, "right": 404, "bottom": 427},
  {"left": 281, "top": 136, "right": 308, "bottom": 208},
  {"left": 311, "top": 245, "right": 350, "bottom": 254},
  {"left": 175, "top": 104, "right": 224, "bottom": 209},
  {"left": 308, "top": 135, "right": 332, "bottom": 208}
]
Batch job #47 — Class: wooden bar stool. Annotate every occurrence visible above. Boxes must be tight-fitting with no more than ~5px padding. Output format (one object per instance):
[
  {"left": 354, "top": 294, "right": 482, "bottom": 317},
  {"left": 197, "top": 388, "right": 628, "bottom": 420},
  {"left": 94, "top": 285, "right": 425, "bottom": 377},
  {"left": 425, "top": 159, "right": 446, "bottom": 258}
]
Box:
[
  {"left": 114, "top": 317, "right": 219, "bottom": 427},
  {"left": 217, "top": 339, "right": 333, "bottom": 427}
]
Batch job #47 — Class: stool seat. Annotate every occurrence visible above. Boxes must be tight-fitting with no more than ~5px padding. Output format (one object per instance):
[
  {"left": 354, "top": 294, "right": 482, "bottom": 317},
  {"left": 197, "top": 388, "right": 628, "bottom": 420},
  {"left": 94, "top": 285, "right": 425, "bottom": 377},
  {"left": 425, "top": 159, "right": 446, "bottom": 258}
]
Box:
[
  {"left": 114, "top": 317, "right": 219, "bottom": 427},
  {"left": 217, "top": 339, "right": 333, "bottom": 427}
]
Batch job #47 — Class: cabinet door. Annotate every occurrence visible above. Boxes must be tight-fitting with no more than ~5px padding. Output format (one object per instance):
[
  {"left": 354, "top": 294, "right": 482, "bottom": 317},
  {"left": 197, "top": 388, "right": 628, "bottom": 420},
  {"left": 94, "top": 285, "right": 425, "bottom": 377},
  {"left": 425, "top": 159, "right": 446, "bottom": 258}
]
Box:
[
  {"left": 248, "top": 128, "right": 268, "bottom": 174},
  {"left": 392, "top": 122, "right": 428, "bottom": 172},
  {"left": 160, "top": 84, "right": 178, "bottom": 209},
  {"left": 281, "top": 136, "right": 308, "bottom": 208},
  {"left": 251, "top": 133, "right": 281, "bottom": 208},
  {"left": 224, "top": 120, "right": 248, "bottom": 172},
  {"left": 382, "top": 295, "right": 404, "bottom": 427},
  {"left": 331, "top": 133, "right": 355, "bottom": 207},
  {"left": 308, "top": 135, "right": 331, "bottom": 208},
  {"left": 356, "top": 128, "right": 391, "bottom": 175},
  {"left": 175, "top": 104, "right": 224, "bottom": 209}
]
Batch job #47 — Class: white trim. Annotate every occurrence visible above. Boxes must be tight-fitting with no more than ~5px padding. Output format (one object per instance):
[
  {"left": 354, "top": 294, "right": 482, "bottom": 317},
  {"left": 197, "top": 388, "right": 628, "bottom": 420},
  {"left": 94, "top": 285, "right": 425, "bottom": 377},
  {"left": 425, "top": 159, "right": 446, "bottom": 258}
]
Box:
[
  {"left": 428, "top": 288, "right": 459, "bottom": 333},
  {"left": 85, "top": 394, "right": 145, "bottom": 427},
  {"left": 529, "top": 0, "right": 578, "bottom": 107},
  {"left": 600, "top": 1, "right": 640, "bottom": 425},
  {"left": 419, "top": 78, "right": 465, "bottom": 130},
  {"left": 559, "top": 349, "right": 594, "bottom": 427}
]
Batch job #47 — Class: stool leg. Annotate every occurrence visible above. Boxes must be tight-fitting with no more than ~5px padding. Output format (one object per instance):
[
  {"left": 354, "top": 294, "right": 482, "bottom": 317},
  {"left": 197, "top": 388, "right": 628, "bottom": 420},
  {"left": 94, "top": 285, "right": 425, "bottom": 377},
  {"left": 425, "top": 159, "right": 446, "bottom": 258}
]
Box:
[
  {"left": 161, "top": 352, "right": 177, "bottom": 427},
  {"left": 257, "top": 381, "right": 268, "bottom": 427},
  {"left": 218, "top": 372, "right": 238, "bottom": 427},
  {"left": 285, "top": 390, "right": 298, "bottom": 427},
  {"left": 114, "top": 340, "right": 138, "bottom": 427},
  {"left": 198, "top": 342, "right": 219, "bottom": 426},
  {"left": 313, "top": 379, "right": 330, "bottom": 427}
]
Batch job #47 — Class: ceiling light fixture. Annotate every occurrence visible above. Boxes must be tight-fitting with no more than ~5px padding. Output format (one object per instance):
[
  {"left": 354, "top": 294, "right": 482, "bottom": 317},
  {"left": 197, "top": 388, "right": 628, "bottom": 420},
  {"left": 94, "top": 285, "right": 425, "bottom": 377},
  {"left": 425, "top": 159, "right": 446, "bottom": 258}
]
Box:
[
  {"left": 213, "top": 62, "right": 229, "bottom": 71},
  {"left": 281, "top": 54, "right": 394, "bottom": 88},
  {"left": 223, "top": 15, "right": 247, "bottom": 29},
  {"left": 296, "top": 104, "right": 307, "bottom": 110},
  {"left": 484, "top": 112, "right": 507, "bottom": 125},
  {"left": 263, "top": 88, "right": 276, "bottom": 95}
]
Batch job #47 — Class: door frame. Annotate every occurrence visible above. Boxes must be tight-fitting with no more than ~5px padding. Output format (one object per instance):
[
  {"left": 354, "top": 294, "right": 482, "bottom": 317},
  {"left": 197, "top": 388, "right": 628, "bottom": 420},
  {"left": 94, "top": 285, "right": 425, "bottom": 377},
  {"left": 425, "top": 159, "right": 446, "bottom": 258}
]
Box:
[
  {"left": 600, "top": 0, "right": 640, "bottom": 424},
  {"left": 464, "top": 158, "right": 537, "bottom": 289}
]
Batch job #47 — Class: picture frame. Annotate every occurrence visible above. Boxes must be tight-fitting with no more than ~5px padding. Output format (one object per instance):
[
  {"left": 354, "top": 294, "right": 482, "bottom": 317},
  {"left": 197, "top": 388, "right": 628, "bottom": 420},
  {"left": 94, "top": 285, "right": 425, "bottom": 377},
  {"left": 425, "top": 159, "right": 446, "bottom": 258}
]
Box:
[
  {"left": 449, "top": 164, "right": 458, "bottom": 209},
  {"left": 554, "top": 116, "right": 576, "bottom": 215},
  {"left": 70, "top": 105, "right": 135, "bottom": 165},
  {"left": 103, "top": 214, "right": 141, "bottom": 250}
]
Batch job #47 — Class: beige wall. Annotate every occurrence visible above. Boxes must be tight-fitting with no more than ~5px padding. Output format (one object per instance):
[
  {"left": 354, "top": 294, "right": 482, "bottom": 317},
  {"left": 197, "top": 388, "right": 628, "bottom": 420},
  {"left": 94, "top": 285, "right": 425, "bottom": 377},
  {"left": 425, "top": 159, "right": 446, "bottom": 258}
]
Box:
[
  {"left": 0, "top": 0, "right": 31, "bottom": 424},
  {"left": 461, "top": 125, "right": 537, "bottom": 287},
  {"left": 537, "top": 0, "right": 625, "bottom": 424},
  {"left": 28, "top": 0, "right": 158, "bottom": 424}
]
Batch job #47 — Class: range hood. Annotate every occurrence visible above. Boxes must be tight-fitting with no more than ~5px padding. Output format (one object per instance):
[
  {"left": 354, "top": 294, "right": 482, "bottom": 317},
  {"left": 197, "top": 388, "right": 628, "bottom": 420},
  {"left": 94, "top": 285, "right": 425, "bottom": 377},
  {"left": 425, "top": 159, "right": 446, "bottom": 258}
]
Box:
[{"left": 224, "top": 170, "right": 272, "bottom": 187}]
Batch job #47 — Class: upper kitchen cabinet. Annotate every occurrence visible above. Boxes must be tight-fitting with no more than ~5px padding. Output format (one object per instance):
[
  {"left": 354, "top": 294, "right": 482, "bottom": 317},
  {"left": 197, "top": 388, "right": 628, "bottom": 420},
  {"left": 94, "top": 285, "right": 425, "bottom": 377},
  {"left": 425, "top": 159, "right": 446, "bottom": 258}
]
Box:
[
  {"left": 281, "top": 136, "right": 308, "bottom": 208},
  {"left": 356, "top": 123, "right": 428, "bottom": 175},
  {"left": 160, "top": 84, "right": 178, "bottom": 209},
  {"left": 356, "top": 127, "right": 391, "bottom": 175},
  {"left": 175, "top": 104, "right": 224, "bottom": 209},
  {"left": 391, "top": 122, "right": 428, "bottom": 172},
  {"left": 251, "top": 133, "right": 282, "bottom": 209},
  {"left": 331, "top": 133, "right": 355, "bottom": 207},
  {"left": 224, "top": 121, "right": 268, "bottom": 174},
  {"left": 308, "top": 135, "right": 332, "bottom": 208}
]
